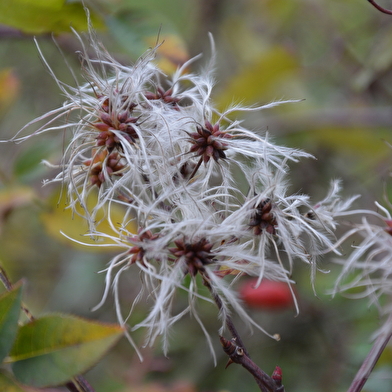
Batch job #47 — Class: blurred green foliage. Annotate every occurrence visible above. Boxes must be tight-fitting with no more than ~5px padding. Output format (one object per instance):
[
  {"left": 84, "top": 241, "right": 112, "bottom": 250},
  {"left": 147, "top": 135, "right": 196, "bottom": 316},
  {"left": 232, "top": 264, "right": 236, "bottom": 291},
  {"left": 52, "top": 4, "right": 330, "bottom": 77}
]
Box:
[
  {"left": 0, "top": 279, "right": 124, "bottom": 390},
  {"left": 0, "top": 0, "right": 104, "bottom": 34},
  {"left": 10, "top": 313, "right": 124, "bottom": 388},
  {"left": 0, "top": 282, "right": 22, "bottom": 363},
  {"left": 0, "top": 0, "right": 391, "bottom": 391}
]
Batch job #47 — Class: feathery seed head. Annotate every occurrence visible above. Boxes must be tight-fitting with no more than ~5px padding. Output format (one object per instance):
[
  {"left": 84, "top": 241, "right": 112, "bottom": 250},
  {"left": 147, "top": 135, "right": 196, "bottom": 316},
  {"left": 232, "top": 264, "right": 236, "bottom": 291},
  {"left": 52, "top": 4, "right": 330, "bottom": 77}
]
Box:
[{"left": 12, "top": 17, "right": 365, "bottom": 357}]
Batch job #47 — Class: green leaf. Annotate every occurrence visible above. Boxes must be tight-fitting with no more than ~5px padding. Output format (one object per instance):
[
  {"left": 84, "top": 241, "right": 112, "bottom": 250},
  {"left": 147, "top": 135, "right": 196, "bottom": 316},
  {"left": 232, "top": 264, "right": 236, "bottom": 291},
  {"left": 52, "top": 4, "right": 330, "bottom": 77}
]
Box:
[
  {"left": 0, "top": 0, "right": 104, "bottom": 34},
  {"left": 9, "top": 314, "right": 124, "bottom": 388},
  {"left": 0, "top": 282, "right": 23, "bottom": 363},
  {"left": 0, "top": 370, "right": 31, "bottom": 392}
]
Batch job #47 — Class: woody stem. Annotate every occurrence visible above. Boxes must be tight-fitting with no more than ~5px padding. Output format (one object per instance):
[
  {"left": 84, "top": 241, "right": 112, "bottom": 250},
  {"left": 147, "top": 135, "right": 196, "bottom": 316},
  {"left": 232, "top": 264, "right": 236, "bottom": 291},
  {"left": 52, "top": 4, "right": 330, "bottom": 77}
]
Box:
[
  {"left": 201, "top": 273, "right": 249, "bottom": 355},
  {"left": 367, "top": 0, "right": 392, "bottom": 14},
  {"left": 346, "top": 312, "right": 392, "bottom": 392},
  {"left": 201, "top": 273, "right": 280, "bottom": 392}
]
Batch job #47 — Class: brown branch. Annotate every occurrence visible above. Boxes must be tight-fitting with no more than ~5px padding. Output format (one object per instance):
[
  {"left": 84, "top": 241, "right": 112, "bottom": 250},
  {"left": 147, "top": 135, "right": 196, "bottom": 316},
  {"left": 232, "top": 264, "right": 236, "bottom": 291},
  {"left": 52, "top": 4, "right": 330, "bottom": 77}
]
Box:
[
  {"left": 220, "top": 336, "right": 284, "bottom": 392},
  {"left": 201, "top": 274, "right": 249, "bottom": 355},
  {"left": 367, "top": 0, "right": 392, "bottom": 15},
  {"left": 0, "top": 25, "right": 31, "bottom": 38},
  {"left": 0, "top": 265, "right": 14, "bottom": 291},
  {"left": 201, "top": 273, "right": 284, "bottom": 392},
  {"left": 346, "top": 312, "right": 392, "bottom": 392},
  {"left": 66, "top": 376, "right": 96, "bottom": 392},
  {"left": 188, "top": 156, "right": 203, "bottom": 182}
]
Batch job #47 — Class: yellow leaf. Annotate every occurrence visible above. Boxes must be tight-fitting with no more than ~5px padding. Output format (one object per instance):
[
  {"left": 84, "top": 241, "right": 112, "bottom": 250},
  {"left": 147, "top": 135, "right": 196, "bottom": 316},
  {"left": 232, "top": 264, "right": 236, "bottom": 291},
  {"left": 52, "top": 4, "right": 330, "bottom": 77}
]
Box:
[
  {"left": 215, "top": 46, "right": 298, "bottom": 110},
  {"left": 145, "top": 34, "right": 190, "bottom": 74},
  {"left": 309, "top": 127, "right": 390, "bottom": 157},
  {"left": 40, "top": 187, "right": 137, "bottom": 252}
]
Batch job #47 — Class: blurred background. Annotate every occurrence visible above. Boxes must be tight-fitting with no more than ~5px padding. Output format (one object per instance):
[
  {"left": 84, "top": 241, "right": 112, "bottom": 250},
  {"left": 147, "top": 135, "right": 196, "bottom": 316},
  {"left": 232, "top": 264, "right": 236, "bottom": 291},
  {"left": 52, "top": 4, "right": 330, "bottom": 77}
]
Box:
[{"left": 0, "top": 0, "right": 392, "bottom": 391}]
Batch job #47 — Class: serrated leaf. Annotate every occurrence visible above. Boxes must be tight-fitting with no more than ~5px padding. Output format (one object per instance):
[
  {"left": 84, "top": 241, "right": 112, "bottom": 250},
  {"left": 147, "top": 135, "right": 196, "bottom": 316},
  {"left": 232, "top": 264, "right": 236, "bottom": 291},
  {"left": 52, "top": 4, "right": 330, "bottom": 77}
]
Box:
[
  {"left": 0, "top": 370, "right": 32, "bottom": 392},
  {"left": 0, "top": 0, "right": 104, "bottom": 34},
  {"left": 0, "top": 282, "right": 23, "bottom": 363},
  {"left": 9, "top": 314, "right": 124, "bottom": 387}
]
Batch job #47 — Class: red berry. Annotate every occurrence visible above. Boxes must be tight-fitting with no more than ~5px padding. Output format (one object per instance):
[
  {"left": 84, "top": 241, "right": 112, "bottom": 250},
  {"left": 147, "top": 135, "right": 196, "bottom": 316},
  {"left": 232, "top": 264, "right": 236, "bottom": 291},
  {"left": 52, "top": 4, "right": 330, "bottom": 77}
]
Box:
[{"left": 239, "top": 278, "right": 295, "bottom": 310}]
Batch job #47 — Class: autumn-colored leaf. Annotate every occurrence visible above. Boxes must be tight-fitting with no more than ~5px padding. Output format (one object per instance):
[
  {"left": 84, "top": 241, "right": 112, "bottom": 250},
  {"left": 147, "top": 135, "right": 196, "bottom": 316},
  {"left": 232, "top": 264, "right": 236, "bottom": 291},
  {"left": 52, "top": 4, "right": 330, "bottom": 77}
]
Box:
[
  {"left": 40, "top": 188, "right": 137, "bottom": 252},
  {"left": 9, "top": 314, "right": 124, "bottom": 387},
  {"left": 145, "top": 34, "right": 189, "bottom": 74}
]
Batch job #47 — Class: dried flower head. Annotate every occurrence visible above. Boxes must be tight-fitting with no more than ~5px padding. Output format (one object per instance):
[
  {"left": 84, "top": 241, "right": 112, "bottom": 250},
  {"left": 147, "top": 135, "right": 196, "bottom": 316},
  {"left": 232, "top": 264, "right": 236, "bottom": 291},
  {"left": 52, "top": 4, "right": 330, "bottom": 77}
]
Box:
[
  {"left": 10, "top": 14, "right": 361, "bottom": 359},
  {"left": 332, "top": 202, "right": 392, "bottom": 338}
]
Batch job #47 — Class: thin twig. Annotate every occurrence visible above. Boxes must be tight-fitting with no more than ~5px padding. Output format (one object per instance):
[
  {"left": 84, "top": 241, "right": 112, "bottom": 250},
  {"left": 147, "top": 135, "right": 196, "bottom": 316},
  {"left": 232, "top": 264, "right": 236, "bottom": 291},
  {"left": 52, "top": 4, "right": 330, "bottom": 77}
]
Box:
[
  {"left": 367, "top": 0, "right": 392, "bottom": 15},
  {"left": 65, "top": 381, "right": 81, "bottom": 392},
  {"left": 202, "top": 273, "right": 283, "bottom": 392},
  {"left": 188, "top": 156, "right": 203, "bottom": 182},
  {"left": 66, "top": 376, "right": 96, "bottom": 392},
  {"left": 0, "top": 265, "right": 14, "bottom": 291},
  {"left": 201, "top": 274, "right": 249, "bottom": 355},
  {"left": 220, "top": 336, "right": 280, "bottom": 392},
  {"left": 347, "top": 312, "right": 392, "bottom": 392}
]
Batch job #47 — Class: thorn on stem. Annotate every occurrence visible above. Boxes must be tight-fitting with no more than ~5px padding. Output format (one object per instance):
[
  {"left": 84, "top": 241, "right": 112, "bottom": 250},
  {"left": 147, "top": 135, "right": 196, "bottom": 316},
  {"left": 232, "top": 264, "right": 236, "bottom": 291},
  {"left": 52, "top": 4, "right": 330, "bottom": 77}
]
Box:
[{"left": 225, "top": 359, "right": 234, "bottom": 369}]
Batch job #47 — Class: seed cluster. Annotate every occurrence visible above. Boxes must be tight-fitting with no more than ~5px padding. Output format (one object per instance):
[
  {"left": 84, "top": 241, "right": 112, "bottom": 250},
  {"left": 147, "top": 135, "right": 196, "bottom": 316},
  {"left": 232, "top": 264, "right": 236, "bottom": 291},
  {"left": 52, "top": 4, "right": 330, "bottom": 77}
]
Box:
[
  {"left": 128, "top": 230, "right": 160, "bottom": 265},
  {"left": 169, "top": 237, "right": 215, "bottom": 276},
  {"left": 143, "top": 87, "right": 180, "bottom": 107},
  {"left": 83, "top": 150, "right": 125, "bottom": 188},
  {"left": 188, "top": 120, "right": 232, "bottom": 164},
  {"left": 249, "top": 198, "right": 277, "bottom": 235}
]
